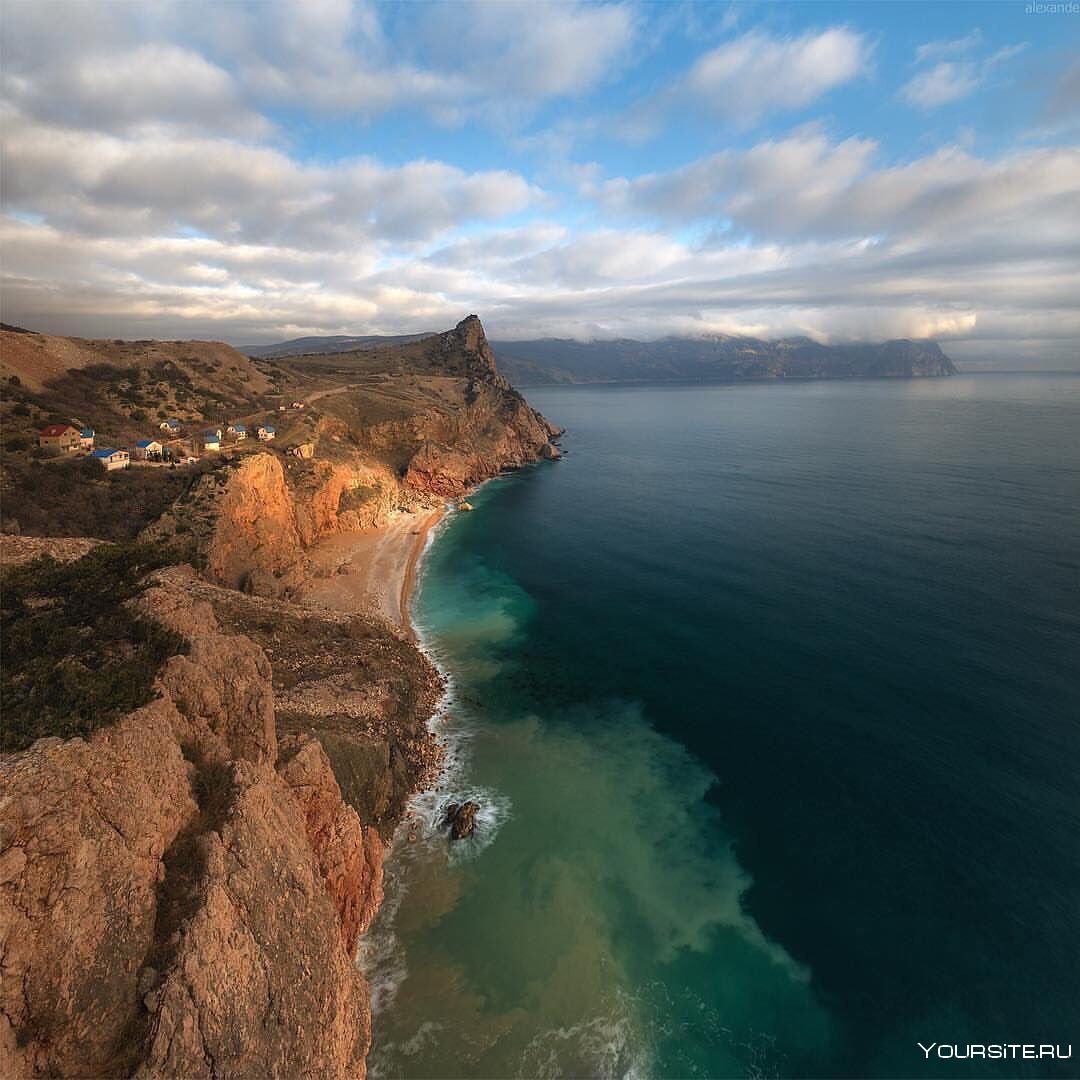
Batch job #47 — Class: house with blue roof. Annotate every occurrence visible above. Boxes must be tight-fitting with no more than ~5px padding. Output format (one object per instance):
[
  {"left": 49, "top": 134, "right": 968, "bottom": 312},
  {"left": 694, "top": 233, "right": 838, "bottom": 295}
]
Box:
[
  {"left": 203, "top": 431, "right": 221, "bottom": 451},
  {"left": 159, "top": 418, "right": 181, "bottom": 433},
  {"left": 92, "top": 448, "right": 129, "bottom": 471},
  {"left": 228, "top": 423, "right": 247, "bottom": 440},
  {"left": 257, "top": 424, "right": 276, "bottom": 441},
  {"left": 79, "top": 428, "right": 95, "bottom": 450},
  {"left": 133, "top": 438, "right": 163, "bottom": 461}
]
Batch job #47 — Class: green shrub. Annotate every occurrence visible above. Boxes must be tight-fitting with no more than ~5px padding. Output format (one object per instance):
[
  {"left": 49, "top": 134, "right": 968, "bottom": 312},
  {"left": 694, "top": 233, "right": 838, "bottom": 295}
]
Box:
[{"left": 0, "top": 543, "right": 189, "bottom": 752}]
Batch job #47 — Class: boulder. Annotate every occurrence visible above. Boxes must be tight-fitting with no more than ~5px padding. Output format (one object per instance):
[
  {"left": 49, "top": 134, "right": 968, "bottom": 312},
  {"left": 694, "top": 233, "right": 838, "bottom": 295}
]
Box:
[{"left": 443, "top": 801, "right": 480, "bottom": 841}]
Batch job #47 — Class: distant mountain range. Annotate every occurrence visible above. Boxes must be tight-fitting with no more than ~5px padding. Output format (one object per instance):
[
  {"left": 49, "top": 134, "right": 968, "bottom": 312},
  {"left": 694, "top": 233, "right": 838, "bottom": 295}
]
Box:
[
  {"left": 490, "top": 336, "right": 957, "bottom": 384},
  {"left": 241, "top": 332, "right": 436, "bottom": 358},
  {"left": 241, "top": 331, "right": 957, "bottom": 383}
]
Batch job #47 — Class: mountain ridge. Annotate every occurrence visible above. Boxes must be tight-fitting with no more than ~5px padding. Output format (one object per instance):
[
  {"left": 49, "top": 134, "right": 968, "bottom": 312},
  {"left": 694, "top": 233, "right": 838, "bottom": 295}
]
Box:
[
  {"left": 239, "top": 330, "right": 957, "bottom": 384},
  {"left": 489, "top": 334, "right": 958, "bottom": 384}
]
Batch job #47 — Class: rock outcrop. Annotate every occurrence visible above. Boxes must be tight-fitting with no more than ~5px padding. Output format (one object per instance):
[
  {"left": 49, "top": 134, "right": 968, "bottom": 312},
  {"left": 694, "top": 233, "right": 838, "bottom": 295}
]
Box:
[
  {"left": 153, "top": 315, "right": 562, "bottom": 593},
  {"left": 138, "top": 759, "right": 370, "bottom": 1080},
  {"left": 443, "top": 801, "right": 481, "bottom": 841},
  {"left": 0, "top": 574, "right": 376, "bottom": 1079},
  {"left": 1, "top": 314, "right": 561, "bottom": 1077},
  {"left": 0, "top": 703, "right": 197, "bottom": 1077}
]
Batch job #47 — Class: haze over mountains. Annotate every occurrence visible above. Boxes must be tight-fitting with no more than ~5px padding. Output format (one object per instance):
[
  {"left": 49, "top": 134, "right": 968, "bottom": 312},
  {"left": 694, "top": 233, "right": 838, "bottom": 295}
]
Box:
[
  {"left": 244, "top": 332, "right": 957, "bottom": 384},
  {"left": 242, "top": 333, "right": 437, "bottom": 359}
]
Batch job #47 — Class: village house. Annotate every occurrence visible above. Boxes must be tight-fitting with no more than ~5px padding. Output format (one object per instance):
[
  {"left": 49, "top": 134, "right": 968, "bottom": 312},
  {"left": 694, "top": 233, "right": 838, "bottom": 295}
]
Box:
[
  {"left": 257, "top": 425, "right": 276, "bottom": 441},
  {"left": 79, "top": 428, "right": 95, "bottom": 450},
  {"left": 91, "top": 448, "right": 129, "bottom": 471},
  {"left": 159, "top": 418, "right": 181, "bottom": 433},
  {"left": 133, "top": 439, "right": 163, "bottom": 461},
  {"left": 38, "top": 424, "right": 81, "bottom": 454},
  {"left": 202, "top": 431, "right": 221, "bottom": 451},
  {"left": 291, "top": 401, "right": 305, "bottom": 409},
  {"left": 228, "top": 423, "right": 247, "bottom": 440}
]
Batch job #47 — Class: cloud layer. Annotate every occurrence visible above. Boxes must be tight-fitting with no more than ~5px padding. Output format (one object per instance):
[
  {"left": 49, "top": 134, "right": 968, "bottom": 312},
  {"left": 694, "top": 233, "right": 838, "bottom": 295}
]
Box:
[{"left": 1, "top": 1, "right": 1078, "bottom": 366}]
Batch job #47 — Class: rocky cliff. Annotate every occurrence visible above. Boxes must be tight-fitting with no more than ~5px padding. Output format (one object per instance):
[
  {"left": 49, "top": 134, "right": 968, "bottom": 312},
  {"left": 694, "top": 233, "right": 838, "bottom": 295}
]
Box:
[
  {"left": 148, "top": 316, "right": 561, "bottom": 594},
  {"left": 0, "top": 568, "right": 380, "bottom": 1078},
  {"left": 0, "top": 314, "right": 558, "bottom": 1078}
]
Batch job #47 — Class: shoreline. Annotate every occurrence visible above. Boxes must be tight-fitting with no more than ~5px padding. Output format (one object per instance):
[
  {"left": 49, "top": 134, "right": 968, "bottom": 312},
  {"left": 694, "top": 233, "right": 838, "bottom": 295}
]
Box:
[
  {"left": 398, "top": 508, "right": 444, "bottom": 641},
  {"left": 292, "top": 506, "right": 445, "bottom": 636}
]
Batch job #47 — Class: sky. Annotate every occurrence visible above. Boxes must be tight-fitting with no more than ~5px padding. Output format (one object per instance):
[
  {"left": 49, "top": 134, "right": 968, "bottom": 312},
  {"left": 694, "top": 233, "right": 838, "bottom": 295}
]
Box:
[{"left": 1, "top": 0, "right": 1078, "bottom": 367}]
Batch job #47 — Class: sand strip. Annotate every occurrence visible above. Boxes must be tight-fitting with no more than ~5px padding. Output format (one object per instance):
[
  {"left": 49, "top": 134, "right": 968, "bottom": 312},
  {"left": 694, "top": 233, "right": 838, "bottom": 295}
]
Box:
[{"left": 295, "top": 508, "right": 445, "bottom": 635}]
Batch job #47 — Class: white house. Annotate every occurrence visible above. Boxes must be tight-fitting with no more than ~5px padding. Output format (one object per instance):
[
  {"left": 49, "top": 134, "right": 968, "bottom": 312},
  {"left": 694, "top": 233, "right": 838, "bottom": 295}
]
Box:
[
  {"left": 257, "top": 425, "right": 276, "bottom": 441},
  {"left": 228, "top": 423, "right": 247, "bottom": 440},
  {"left": 203, "top": 430, "right": 221, "bottom": 451},
  {"left": 159, "top": 418, "right": 181, "bottom": 433},
  {"left": 92, "top": 448, "right": 129, "bottom": 471},
  {"left": 133, "top": 439, "right": 163, "bottom": 460},
  {"left": 291, "top": 401, "right": 305, "bottom": 409},
  {"left": 79, "top": 428, "right": 95, "bottom": 450}
]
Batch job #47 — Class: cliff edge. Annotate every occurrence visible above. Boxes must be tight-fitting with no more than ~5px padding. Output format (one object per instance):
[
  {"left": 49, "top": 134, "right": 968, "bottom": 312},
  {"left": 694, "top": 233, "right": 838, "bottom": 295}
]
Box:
[
  {"left": 0, "top": 569, "right": 380, "bottom": 1078},
  {"left": 0, "top": 314, "right": 561, "bottom": 1077}
]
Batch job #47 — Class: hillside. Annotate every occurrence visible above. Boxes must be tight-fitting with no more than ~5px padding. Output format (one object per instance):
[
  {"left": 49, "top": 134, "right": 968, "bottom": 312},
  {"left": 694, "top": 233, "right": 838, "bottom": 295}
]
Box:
[
  {"left": 0, "top": 316, "right": 560, "bottom": 540},
  {"left": 241, "top": 332, "right": 437, "bottom": 358},
  {"left": 0, "top": 314, "right": 561, "bottom": 1077},
  {"left": 491, "top": 335, "right": 958, "bottom": 384}
]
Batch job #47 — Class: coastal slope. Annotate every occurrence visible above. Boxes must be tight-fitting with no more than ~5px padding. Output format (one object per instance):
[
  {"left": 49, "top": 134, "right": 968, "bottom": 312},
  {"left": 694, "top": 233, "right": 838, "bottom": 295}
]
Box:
[{"left": 0, "top": 315, "right": 559, "bottom": 1077}]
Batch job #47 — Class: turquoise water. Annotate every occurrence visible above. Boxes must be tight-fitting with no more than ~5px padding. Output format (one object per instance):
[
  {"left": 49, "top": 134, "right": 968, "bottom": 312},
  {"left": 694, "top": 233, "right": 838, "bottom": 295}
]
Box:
[{"left": 363, "top": 375, "right": 1080, "bottom": 1079}]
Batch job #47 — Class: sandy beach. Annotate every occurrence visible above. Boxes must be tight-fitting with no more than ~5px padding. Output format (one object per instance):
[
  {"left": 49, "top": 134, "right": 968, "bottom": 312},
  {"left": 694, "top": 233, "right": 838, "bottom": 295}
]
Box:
[{"left": 295, "top": 508, "right": 445, "bottom": 637}]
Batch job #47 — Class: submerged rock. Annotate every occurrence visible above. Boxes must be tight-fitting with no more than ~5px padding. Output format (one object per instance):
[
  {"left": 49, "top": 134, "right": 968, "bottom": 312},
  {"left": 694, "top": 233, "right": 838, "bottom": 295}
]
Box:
[
  {"left": 458, "top": 500, "right": 474, "bottom": 512},
  {"left": 443, "top": 801, "right": 481, "bottom": 840}
]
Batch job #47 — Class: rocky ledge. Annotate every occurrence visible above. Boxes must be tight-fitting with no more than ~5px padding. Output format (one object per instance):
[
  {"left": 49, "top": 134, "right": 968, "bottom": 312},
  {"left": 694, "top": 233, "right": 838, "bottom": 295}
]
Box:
[{"left": 0, "top": 572, "right": 381, "bottom": 1078}]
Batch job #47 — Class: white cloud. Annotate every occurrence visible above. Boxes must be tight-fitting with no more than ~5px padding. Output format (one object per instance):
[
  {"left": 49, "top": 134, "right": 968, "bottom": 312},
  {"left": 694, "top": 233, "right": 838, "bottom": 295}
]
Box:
[
  {"left": 901, "top": 62, "right": 981, "bottom": 108},
  {"left": 0, "top": 3, "right": 1076, "bottom": 367},
  {"left": 684, "top": 28, "right": 870, "bottom": 124},
  {"left": 0, "top": 109, "right": 540, "bottom": 246},
  {"left": 901, "top": 35, "right": 1027, "bottom": 110},
  {"left": 915, "top": 30, "right": 984, "bottom": 65}
]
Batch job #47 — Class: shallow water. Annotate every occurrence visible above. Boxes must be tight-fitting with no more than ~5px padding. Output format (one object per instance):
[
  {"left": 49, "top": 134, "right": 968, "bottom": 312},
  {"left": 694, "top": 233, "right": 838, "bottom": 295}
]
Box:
[{"left": 363, "top": 375, "right": 1080, "bottom": 1079}]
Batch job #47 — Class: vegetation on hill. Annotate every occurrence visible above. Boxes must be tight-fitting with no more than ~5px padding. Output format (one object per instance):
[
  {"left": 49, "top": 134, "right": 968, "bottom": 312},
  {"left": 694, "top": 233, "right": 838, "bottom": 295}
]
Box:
[
  {"left": 0, "top": 543, "right": 189, "bottom": 752},
  {"left": 0, "top": 454, "right": 216, "bottom": 540}
]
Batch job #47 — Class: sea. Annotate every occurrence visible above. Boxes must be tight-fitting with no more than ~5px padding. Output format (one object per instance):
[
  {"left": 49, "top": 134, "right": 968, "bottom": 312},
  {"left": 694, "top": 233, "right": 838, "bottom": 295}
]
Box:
[{"left": 359, "top": 374, "right": 1080, "bottom": 1079}]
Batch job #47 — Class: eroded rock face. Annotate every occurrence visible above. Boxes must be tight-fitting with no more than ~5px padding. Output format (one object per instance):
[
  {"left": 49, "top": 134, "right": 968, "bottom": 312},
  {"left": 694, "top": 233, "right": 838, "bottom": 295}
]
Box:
[
  {"left": 143, "top": 579, "right": 277, "bottom": 767},
  {"left": 278, "top": 735, "right": 384, "bottom": 950},
  {"left": 204, "top": 453, "right": 303, "bottom": 591},
  {"left": 138, "top": 760, "right": 371, "bottom": 1080},
  {"left": 0, "top": 703, "right": 198, "bottom": 1077},
  {"left": 1, "top": 576, "right": 375, "bottom": 1079}
]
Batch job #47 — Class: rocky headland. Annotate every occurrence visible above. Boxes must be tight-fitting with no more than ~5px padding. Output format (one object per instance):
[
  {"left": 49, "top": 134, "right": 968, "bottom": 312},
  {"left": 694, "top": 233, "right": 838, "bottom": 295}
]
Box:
[{"left": 0, "top": 316, "right": 560, "bottom": 1077}]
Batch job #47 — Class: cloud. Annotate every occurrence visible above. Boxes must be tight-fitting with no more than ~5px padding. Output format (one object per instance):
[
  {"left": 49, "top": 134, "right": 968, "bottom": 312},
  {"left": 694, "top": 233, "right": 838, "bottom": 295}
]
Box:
[
  {"left": 901, "top": 35, "right": 1027, "bottom": 110},
  {"left": 683, "top": 28, "right": 870, "bottom": 125},
  {"left": 596, "top": 129, "right": 1080, "bottom": 250},
  {"left": 1, "top": 0, "right": 637, "bottom": 134},
  {"left": 0, "top": 109, "right": 540, "bottom": 247},
  {"left": 915, "top": 30, "right": 984, "bottom": 65},
  {"left": 0, "top": 3, "right": 1076, "bottom": 367},
  {"left": 447, "top": 2, "right": 637, "bottom": 99},
  {"left": 901, "top": 62, "right": 981, "bottom": 108}
]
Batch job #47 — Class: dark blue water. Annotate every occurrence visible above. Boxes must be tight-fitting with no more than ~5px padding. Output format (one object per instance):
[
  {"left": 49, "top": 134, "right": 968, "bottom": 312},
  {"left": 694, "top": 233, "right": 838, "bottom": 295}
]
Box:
[{"left": 365, "top": 375, "right": 1080, "bottom": 1079}]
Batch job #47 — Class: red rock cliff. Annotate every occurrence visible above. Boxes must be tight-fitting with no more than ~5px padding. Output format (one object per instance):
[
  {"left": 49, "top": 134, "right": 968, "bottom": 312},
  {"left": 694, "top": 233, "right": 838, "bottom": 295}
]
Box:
[{"left": 0, "top": 571, "right": 380, "bottom": 1078}]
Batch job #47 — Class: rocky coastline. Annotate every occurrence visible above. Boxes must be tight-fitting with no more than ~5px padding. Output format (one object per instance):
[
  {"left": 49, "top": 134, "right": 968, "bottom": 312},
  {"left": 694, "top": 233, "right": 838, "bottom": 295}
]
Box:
[{"left": 0, "top": 316, "right": 561, "bottom": 1077}]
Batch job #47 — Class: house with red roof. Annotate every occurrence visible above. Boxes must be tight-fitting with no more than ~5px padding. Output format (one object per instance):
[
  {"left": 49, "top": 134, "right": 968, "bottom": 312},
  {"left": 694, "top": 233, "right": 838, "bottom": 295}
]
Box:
[{"left": 38, "top": 424, "right": 81, "bottom": 454}]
